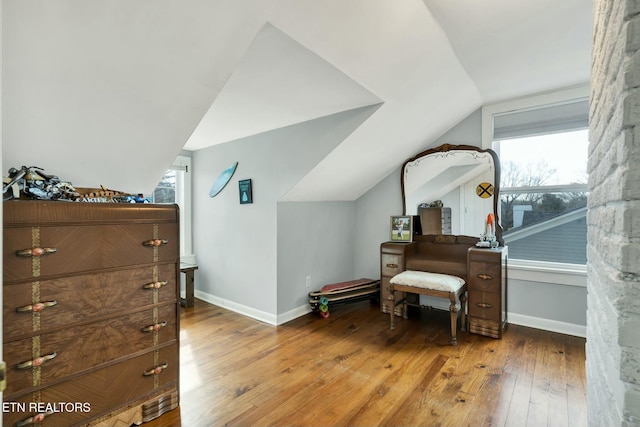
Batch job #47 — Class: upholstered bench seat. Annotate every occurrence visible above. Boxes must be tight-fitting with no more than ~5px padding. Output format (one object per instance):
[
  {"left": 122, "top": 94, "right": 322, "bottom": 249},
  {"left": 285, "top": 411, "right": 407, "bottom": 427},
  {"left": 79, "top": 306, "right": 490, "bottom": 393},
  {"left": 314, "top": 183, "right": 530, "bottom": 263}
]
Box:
[
  {"left": 388, "top": 270, "right": 467, "bottom": 345},
  {"left": 390, "top": 271, "right": 465, "bottom": 292}
]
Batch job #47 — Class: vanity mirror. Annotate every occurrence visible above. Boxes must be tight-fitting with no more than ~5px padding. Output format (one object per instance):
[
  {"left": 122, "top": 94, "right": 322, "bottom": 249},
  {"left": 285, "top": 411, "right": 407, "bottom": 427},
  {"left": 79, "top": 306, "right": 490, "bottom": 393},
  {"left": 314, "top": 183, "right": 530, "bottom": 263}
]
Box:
[{"left": 401, "top": 143, "right": 503, "bottom": 245}]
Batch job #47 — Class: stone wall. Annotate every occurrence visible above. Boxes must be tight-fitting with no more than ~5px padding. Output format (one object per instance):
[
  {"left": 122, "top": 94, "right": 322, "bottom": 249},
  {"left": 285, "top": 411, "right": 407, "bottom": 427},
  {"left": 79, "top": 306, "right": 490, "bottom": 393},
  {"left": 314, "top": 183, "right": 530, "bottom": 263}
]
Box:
[{"left": 589, "top": 0, "right": 640, "bottom": 425}]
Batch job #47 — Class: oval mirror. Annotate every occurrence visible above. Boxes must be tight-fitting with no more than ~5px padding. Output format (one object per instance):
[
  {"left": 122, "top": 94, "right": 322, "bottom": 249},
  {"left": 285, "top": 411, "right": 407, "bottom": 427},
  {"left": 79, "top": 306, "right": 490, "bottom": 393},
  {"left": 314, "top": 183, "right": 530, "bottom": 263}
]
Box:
[{"left": 401, "top": 143, "right": 503, "bottom": 245}]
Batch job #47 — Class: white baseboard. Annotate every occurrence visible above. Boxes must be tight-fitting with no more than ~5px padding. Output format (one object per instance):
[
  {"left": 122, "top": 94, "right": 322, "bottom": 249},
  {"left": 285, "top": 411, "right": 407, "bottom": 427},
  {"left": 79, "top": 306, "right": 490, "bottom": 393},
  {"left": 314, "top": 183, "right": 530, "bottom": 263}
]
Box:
[
  {"left": 508, "top": 312, "right": 586, "bottom": 338},
  {"left": 277, "top": 305, "right": 313, "bottom": 325},
  {"left": 194, "top": 289, "right": 277, "bottom": 326},
  {"left": 191, "top": 291, "right": 586, "bottom": 338}
]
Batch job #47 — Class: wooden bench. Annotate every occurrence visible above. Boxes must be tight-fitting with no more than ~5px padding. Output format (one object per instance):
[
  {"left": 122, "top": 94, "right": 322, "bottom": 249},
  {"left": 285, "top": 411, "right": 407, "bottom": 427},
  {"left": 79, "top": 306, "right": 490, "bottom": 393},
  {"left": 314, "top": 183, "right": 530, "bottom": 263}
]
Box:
[{"left": 388, "top": 270, "right": 467, "bottom": 345}]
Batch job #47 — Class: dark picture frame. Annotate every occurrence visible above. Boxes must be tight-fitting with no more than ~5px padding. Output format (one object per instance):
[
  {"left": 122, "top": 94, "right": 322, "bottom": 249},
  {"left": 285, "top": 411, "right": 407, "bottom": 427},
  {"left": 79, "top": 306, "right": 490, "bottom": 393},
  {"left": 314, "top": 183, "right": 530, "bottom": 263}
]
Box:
[
  {"left": 390, "top": 215, "right": 413, "bottom": 242},
  {"left": 239, "top": 179, "right": 253, "bottom": 204}
]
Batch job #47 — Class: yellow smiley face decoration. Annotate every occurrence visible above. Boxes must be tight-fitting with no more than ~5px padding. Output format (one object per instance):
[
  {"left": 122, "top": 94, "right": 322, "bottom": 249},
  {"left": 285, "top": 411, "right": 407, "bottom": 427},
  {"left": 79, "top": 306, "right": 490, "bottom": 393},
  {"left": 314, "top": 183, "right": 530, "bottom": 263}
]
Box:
[{"left": 476, "top": 182, "right": 494, "bottom": 198}]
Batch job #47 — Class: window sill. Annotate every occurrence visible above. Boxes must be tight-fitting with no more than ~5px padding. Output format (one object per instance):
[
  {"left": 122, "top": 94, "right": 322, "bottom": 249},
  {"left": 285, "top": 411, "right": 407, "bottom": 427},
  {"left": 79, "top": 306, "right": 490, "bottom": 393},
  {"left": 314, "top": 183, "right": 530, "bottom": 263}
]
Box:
[{"left": 508, "top": 258, "right": 586, "bottom": 287}]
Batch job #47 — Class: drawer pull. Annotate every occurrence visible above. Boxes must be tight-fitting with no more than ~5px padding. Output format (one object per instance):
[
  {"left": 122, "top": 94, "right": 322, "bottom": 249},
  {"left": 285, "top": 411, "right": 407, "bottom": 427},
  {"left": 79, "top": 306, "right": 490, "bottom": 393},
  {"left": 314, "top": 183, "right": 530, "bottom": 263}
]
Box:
[
  {"left": 141, "top": 321, "right": 168, "bottom": 332},
  {"left": 16, "top": 352, "right": 57, "bottom": 370},
  {"left": 15, "top": 247, "right": 57, "bottom": 257},
  {"left": 476, "top": 274, "right": 493, "bottom": 280},
  {"left": 142, "top": 239, "right": 169, "bottom": 247},
  {"left": 16, "top": 300, "right": 58, "bottom": 313},
  {"left": 143, "top": 281, "right": 168, "bottom": 290},
  {"left": 475, "top": 302, "right": 493, "bottom": 309},
  {"left": 143, "top": 362, "right": 168, "bottom": 376},
  {"left": 386, "top": 263, "right": 398, "bottom": 269},
  {"left": 16, "top": 411, "right": 54, "bottom": 426}
]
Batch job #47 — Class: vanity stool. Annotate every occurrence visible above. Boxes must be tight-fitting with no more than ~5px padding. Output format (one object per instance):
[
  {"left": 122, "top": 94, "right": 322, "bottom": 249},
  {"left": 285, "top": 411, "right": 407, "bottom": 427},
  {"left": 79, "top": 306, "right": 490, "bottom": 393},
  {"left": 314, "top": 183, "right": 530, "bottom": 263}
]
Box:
[{"left": 388, "top": 270, "right": 467, "bottom": 345}]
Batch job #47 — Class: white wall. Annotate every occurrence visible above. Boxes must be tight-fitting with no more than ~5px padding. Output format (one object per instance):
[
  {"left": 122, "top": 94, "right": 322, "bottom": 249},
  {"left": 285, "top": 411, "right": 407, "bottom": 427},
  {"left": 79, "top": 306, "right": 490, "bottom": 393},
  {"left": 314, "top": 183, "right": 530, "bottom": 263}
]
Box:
[
  {"left": 191, "top": 105, "right": 378, "bottom": 324},
  {"left": 354, "top": 169, "right": 402, "bottom": 280},
  {"left": 277, "top": 201, "right": 356, "bottom": 321},
  {"left": 507, "top": 278, "right": 586, "bottom": 336},
  {"left": 588, "top": 0, "right": 640, "bottom": 424}
]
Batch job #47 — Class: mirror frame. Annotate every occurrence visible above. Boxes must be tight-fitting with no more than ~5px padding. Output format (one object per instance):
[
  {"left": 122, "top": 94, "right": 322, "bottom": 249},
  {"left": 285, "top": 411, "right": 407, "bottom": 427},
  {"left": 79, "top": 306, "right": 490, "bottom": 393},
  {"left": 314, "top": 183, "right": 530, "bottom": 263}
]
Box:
[{"left": 401, "top": 143, "right": 504, "bottom": 246}]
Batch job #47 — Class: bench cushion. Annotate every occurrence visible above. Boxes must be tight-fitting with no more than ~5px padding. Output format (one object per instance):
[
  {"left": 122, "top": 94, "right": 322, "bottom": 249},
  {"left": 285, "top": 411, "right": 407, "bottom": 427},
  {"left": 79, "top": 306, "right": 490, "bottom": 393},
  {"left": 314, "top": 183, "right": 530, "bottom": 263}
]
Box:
[{"left": 390, "top": 270, "right": 465, "bottom": 292}]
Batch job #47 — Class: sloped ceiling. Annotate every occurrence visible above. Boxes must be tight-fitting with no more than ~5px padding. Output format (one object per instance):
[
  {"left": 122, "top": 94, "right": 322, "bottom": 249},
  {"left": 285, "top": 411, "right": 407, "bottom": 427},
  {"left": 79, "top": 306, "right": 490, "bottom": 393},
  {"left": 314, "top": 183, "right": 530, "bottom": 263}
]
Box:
[
  {"left": 184, "top": 23, "right": 383, "bottom": 150},
  {"left": 2, "top": 0, "right": 592, "bottom": 198}
]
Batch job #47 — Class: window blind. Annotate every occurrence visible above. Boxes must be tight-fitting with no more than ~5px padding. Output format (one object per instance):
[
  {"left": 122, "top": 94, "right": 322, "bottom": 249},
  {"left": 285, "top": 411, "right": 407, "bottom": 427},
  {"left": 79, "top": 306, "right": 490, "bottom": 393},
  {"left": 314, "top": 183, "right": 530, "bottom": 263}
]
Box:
[{"left": 493, "top": 99, "right": 589, "bottom": 140}]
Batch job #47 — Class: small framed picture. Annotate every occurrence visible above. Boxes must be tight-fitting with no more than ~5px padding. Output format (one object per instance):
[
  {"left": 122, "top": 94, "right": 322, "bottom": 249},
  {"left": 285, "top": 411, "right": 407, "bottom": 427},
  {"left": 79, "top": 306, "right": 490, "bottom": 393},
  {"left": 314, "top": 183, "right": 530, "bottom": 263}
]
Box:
[
  {"left": 239, "top": 179, "right": 253, "bottom": 204},
  {"left": 390, "top": 216, "right": 413, "bottom": 242}
]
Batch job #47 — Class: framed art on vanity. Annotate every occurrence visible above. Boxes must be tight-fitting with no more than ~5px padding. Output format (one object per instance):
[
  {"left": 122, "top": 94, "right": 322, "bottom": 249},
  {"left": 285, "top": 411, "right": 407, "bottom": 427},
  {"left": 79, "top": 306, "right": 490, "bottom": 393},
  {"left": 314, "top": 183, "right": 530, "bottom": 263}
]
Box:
[{"left": 390, "top": 215, "right": 413, "bottom": 242}]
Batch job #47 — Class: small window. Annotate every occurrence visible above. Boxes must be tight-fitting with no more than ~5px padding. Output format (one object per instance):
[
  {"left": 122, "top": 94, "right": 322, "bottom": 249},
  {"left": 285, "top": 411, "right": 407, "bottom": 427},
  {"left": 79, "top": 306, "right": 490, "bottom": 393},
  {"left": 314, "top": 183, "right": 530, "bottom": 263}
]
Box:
[
  {"left": 154, "top": 170, "right": 177, "bottom": 204},
  {"left": 152, "top": 156, "right": 193, "bottom": 259}
]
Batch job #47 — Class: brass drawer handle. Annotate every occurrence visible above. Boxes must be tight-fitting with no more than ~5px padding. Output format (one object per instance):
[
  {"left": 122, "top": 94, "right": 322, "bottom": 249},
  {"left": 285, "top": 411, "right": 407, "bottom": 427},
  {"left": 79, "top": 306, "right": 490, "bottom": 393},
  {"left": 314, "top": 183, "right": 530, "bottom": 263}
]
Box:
[
  {"left": 16, "top": 300, "right": 58, "bottom": 313},
  {"left": 476, "top": 274, "right": 493, "bottom": 280},
  {"left": 475, "top": 302, "right": 493, "bottom": 309},
  {"left": 17, "top": 352, "right": 57, "bottom": 370},
  {"left": 386, "top": 263, "right": 398, "bottom": 269},
  {"left": 143, "top": 362, "right": 168, "bottom": 376},
  {"left": 143, "top": 281, "right": 168, "bottom": 290},
  {"left": 141, "top": 321, "right": 168, "bottom": 332},
  {"left": 15, "top": 247, "right": 57, "bottom": 257},
  {"left": 142, "top": 239, "right": 169, "bottom": 247},
  {"left": 16, "top": 412, "right": 54, "bottom": 426}
]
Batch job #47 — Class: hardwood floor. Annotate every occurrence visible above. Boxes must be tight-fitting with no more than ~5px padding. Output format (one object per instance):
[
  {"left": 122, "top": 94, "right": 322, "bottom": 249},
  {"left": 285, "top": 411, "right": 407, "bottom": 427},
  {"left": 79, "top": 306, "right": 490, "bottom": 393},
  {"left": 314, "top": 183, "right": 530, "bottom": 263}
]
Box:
[{"left": 144, "top": 299, "right": 586, "bottom": 427}]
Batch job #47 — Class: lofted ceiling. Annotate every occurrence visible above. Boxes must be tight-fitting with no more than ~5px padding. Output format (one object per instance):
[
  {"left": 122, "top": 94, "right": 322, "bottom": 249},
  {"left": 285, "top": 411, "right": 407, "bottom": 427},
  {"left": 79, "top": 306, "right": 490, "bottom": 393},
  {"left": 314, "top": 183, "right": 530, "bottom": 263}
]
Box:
[{"left": 2, "top": 0, "right": 592, "bottom": 198}]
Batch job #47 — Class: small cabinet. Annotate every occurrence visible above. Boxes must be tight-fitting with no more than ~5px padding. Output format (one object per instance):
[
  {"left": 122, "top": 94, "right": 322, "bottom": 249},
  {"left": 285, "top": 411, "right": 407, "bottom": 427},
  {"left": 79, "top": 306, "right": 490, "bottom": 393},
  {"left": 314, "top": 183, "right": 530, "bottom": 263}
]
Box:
[
  {"left": 380, "top": 242, "right": 413, "bottom": 317},
  {"left": 467, "top": 246, "right": 508, "bottom": 339},
  {"left": 418, "top": 207, "right": 452, "bottom": 234}
]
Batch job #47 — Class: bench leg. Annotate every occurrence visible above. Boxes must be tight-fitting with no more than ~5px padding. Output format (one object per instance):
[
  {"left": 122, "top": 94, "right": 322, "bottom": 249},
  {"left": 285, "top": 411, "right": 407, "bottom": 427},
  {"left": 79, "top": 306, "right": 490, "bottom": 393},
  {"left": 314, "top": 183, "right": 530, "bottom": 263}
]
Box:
[
  {"left": 449, "top": 293, "right": 458, "bottom": 345},
  {"left": 389, "top": 289, "right": 396, "bottom": 330}
]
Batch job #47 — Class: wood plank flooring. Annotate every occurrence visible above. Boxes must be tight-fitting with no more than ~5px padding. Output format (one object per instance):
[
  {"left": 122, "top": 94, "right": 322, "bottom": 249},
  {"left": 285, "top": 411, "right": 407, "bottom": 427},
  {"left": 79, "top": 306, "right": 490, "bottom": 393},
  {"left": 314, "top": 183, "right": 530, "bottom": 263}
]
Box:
[{"left": 144, "top": 299, "right": 586, "bottom": 427}]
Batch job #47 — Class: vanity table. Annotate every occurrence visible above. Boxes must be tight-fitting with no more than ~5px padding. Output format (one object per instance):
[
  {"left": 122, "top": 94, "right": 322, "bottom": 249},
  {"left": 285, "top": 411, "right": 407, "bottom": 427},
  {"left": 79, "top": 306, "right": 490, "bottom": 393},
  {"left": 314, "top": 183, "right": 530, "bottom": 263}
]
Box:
[{"left": 384, "top": 143, "right": 508, "bottom": 339}]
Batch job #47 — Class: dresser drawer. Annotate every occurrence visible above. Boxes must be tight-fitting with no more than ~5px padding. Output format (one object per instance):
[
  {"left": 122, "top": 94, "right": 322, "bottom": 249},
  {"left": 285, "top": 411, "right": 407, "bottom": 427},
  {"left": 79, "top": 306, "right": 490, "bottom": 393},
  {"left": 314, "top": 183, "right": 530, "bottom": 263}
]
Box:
[
  {"left": 4, "top": 264, "right": 178, "bottom": 341},
  {"left": 468, "top": 261, "right": 501, "bottom": 292},
  {"left": 469, "top": 318, "right": 502, "bottom": 339},
  {"left": 3, "top": 223, "right": 178, "bottom": 283},
  {"left": 3, "top": 343, "right": 178, "bottom": 427},
  {"left": 4, "top": 304, "right": 177, "bottom": 396},
  {"left": 381, "top": 254, "right": 403, "bottom": 277},
  {"left": 468, "top": 290, "right": 501, "bottom": 320}
]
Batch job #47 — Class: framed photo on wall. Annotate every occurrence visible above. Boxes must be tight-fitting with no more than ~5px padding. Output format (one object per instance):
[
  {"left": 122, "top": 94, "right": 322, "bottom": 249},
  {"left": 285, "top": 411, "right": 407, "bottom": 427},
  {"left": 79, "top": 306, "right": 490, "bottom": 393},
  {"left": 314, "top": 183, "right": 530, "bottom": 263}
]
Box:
[
  {"left": 390, "top": 215, "right": 413, "bottom": 242},
  {"left": 239, "top": 179, "right": 253, "bottom": 204}
]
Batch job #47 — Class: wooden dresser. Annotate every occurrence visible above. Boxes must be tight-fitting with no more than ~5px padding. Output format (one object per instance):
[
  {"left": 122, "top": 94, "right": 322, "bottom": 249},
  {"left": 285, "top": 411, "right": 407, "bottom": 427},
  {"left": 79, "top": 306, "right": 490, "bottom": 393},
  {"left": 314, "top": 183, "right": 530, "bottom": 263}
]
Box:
[
  {"left": 467, "top": 247, "right": 508, "bottom": 339},
  {"left": 3, "top": 201, "right": 180, "bottom": 427}
]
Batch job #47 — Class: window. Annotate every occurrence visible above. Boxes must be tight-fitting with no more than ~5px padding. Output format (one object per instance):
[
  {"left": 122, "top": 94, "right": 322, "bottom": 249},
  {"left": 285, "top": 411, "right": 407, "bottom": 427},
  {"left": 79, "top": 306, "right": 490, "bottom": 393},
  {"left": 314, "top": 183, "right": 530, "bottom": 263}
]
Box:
[
  {"left": 152, "top": 155, "right": 193, "bottom": 261},
  {"left": 496, "top": 129, "right": 588, "bottom": 264},
  {"left": 487, "top": 94, "right": 589, "bottom": 265},
  {"left": 482, "top": 85, "right": 590, "bottom": 287}
]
